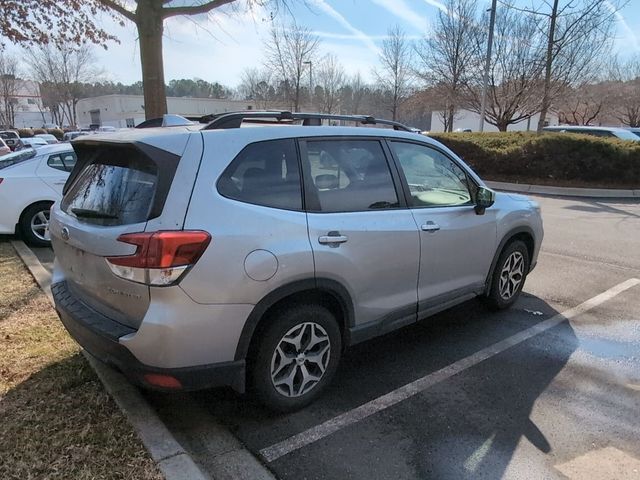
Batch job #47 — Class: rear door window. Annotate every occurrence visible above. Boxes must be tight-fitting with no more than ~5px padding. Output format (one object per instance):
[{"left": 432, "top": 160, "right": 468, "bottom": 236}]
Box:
[
  {"left": 217, "top": 139, "right": 302, "bottom": 210},
  {"left": 61, "top": 148, "right": 159, "bottom": 226},
  {"left": 302, "top": 139, "right": 399, "bottom": 212},
  {"left": 47, "top": 152, "right": 77, "bottom": 172}
]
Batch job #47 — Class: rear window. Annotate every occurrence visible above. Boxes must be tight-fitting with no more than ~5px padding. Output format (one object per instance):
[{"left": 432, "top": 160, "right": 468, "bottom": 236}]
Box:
[
  {"left": 0, "top": 132, "right": 18, "bottom": 140},
  {"left": 61, "top": 148, "right": 159, "bottom": 226},
  {"left": 0, "top": 149, "right": 37, "bottom": 170}
]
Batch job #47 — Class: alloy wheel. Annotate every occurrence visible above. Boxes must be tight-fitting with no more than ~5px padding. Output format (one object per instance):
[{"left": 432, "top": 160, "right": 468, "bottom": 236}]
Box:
[
  {"left": 498, "top": 251, "right": 524, "bottom": 300},
  {"left": 270, "top": 322, "right": 331, "bottom": 398},
  {"left": 30, "top": 210, "right": 51, "bottom": 242}
]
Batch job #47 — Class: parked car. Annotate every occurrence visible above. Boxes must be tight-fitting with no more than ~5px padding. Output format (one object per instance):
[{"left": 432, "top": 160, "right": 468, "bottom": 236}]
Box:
[
  {"left": 62, "top": 131, "right": 90, "bottom": 142},
  {"left": 96, "top": 126, "right": 117, "bottom": 133},
  {"left": 0, "top": 138, "right": 10, "bottom": 156},
  {"left": 0, "top": 144, "right": 76, "bottom": 246},
  {"left": 0, "top": 130, "right": 20, "bottom": 151},
  {"left": 50, "top": 111, "right": 543, "bottom": 411},
  {"left": 542, "top": 125, "right": 640, "bottom": 141},
  {"left": 35, "top": 133, "right": 59, "bottom": 144},
  {"left": 19, "top": 137, "right": 49, "bottom": 149},
  {"left": 625, "top": 127, "right": 640, "bottom": 138}
]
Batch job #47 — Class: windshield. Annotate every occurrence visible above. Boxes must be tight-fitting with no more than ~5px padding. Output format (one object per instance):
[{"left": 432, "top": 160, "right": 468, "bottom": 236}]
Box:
[{"left": 0, "top": 149, "right": 37, "bottom": 170}]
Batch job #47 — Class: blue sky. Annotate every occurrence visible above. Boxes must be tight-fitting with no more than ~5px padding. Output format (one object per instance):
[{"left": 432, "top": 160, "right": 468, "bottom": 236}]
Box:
[{"left": 88, "top": 0, "right": 640, "bottom": 87}]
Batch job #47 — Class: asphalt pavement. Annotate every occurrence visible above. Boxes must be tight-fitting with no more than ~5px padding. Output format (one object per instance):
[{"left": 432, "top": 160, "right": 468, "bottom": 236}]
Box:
[{"left": 25, "top": 194, "right": 640, "bottom": 480}]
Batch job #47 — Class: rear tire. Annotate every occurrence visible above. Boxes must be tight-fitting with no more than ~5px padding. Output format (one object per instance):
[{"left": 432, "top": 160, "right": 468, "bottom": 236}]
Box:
[
  {"left": 485, "top": 240, "right": 530, "bottom": 310},
  {"left": 251, "top": 304, "right": 342, "bottom": 412},
  {"left": 20, "top": 202, "right": 53, "bottom": 248}
]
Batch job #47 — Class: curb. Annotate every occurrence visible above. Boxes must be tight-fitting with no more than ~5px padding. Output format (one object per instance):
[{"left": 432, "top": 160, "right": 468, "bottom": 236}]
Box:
[
  {"left": 11, "top": 240, "right": 209, "bottom": 480},
  {"left": 485, "top": 181, "right": 640, "bottom": 199}
]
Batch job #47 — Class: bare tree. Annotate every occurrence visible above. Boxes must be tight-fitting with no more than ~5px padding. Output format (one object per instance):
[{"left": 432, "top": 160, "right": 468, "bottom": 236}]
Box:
[
  {"left": 415, "top": 0, "right": 480, "bottom": 131},
  {"left": 316, "top": 54, "right": 345, "bottom": 114},
  {"left": 264, "top": 23, "right": 320, "bottom": 111},
  {"left": 0, "top": 53, "right": 20, "bottom": 127},
  {"left": 96, "top": 1, "right": 297, "bottom": 119},
  {"left": 238, "top": 68, "right": 275, "bottom": 109},
  {"left": 531, "top": 0, "right": 621, "bottom": 132},
  {"left": 26, "top": 45, "right": 100, "bottom": 127},
  {"left": 464, "top": 5, "right": 544, "bottom": 131},
  {"left": 374, "top": 25, "right": 414, "bottom": 121},
  {"left": 609, "top": 55, "right": 640, "bottom": 127},
  {"left": 555, "top": 83, "right": 610, "bottom": 125}
]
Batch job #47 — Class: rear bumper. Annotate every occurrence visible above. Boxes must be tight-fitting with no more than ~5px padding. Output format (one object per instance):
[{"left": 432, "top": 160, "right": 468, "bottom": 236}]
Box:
[{"left": 52, "top": 281, "right": 245, "bottom": 392}]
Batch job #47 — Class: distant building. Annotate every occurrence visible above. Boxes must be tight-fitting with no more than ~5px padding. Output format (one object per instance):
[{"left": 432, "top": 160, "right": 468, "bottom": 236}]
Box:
[
  {"left": 0, "top": 80, "right": 51, "bottom": 128},
  {"left": 75, "top": 94, "right": 275, "bottom": 128},
  {"left": 429, "top": 109, "right": 559, "bottom": 133}
]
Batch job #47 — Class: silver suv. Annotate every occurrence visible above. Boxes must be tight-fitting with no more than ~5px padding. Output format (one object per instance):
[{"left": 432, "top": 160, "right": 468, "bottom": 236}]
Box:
[{"left": 51, "top": 112, "right": 543, "bottom": 411}]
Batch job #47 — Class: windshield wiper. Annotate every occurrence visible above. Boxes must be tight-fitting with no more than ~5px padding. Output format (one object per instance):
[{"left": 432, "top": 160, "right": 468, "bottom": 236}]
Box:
[{"left": 71, "top": 208, "right": 118, "bottom": 219}]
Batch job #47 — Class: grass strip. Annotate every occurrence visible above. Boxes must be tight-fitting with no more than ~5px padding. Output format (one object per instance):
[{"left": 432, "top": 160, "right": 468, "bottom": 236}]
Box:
[{"left": 0, "top": 242, "right": 163, "bottom": 479}]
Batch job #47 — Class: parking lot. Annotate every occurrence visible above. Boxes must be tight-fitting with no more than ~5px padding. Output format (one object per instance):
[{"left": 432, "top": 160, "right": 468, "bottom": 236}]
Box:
[{"left": 26, "top": 194, "right": 640, "bottom": 479}]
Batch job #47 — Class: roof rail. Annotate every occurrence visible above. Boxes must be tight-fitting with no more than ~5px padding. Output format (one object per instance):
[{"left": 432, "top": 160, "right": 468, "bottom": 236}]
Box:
[{"left": 199, "top": 111, "right": 413, "bottom": 132}]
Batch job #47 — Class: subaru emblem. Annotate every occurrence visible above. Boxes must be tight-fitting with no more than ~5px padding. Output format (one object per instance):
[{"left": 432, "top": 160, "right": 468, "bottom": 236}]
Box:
[{"left": 61, "top": 226, "right": 70, "bottom": 241}]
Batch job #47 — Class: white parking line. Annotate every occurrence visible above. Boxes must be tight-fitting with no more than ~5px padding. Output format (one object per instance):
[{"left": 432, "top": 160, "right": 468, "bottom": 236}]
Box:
[{"left": 260, "top": 278, "right": 640, "bottom": 463}]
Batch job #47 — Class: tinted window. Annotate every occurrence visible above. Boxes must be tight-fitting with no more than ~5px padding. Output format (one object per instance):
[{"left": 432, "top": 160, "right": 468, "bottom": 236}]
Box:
[
  {"left": 217, "top": 139, "right": 302, "bottom": 210},
  {"left": 61, "top": 150, "right": 157, "bottom": 226},
  {"left": 303, "top": 139, "right": 398, "bottom": 212},
  {"left": 390, "top": 141, "right": 472, "bottom": 207},
  {"left": 47, "top": 152, "right": 77, "bottom": 172}
]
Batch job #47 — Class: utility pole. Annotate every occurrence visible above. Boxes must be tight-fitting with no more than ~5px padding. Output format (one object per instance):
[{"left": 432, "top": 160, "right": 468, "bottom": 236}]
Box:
[
  {"left": 304, "top": 60, "right": 312, "bottom": 112},
  {"left": 537, "top": 0, "right": 559, "bottom": 133},
  {"left": 478, "top": 0, "right": 497, "bottom": 132}
]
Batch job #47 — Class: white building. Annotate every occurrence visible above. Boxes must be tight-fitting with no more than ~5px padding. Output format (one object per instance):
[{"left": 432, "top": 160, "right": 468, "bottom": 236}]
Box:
[
  {"left": 75, "top": 95, "right": 267, "bottom": 128},
  {"left": 429, "top": 109, "right": 559, "bottom": 132},
  {"left": 1, "top": 80, "right": 52, "bottom": 128}
]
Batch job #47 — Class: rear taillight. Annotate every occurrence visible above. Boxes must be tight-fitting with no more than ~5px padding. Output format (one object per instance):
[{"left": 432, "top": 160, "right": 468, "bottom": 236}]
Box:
[{"left": 106, "top": 231, "right": 211, "bottom": 286}]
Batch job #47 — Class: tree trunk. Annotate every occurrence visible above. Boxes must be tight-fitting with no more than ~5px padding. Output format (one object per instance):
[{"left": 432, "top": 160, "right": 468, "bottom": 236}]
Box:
[
  {"left": 537, "top": 0, "right": 559, "bottom": 133},
  {"left": 497, "top": 120, "right": 508, "bottom": 132},
  {"left": 136, "top": 0, "right": 167, "bottom": 120},
  {"left": 446, "top": 106, "right": 454, "bottom": 132}
]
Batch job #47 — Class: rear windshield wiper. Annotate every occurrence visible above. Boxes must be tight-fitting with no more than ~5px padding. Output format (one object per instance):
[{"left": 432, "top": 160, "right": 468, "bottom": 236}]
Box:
[{"left": 71, "top": 208, "right": 119, "bottom": 219}]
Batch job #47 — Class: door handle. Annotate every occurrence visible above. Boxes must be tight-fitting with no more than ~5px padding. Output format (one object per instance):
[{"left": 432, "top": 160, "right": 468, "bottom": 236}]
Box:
[
  {"left": 318, "top": 231, "right": 348, "bottom": 246},
  {"left": 421, "top": 221, "right": 440, "bottom": 232}
]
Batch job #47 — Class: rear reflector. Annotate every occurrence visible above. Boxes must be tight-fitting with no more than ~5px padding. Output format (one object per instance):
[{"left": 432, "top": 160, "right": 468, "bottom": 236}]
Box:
[
  {"left": 143, "top": 373, "right": 182, "bottom": 389},
  {"left": 106, "top": 230, "right": 211, "bottom": 286}
]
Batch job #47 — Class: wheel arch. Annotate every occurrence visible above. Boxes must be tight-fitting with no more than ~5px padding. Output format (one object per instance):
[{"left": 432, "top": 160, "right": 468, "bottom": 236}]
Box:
[
  {"left": 484, "top": 226, "right": 535, "bottom": 295},
  {"left": 234, "top": 278, "right": 354, "bottom": 361}
]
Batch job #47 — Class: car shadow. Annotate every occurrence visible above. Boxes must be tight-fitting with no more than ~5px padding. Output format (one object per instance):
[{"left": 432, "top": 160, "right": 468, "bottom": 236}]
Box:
[
  {"left": 564, "top": 199, "right": 640, "bottom": 219},
  {"left": 146, "top": 294, "right": 577, "bottom": 480}
]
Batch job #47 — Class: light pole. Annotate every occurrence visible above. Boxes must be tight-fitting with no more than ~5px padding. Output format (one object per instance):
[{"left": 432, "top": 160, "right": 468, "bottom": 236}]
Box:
[
  {"left": 303, "top": 60, "right": 312, "bottom": 111},
  {"left": 478, "top": 0, "right": 497, "bottom": 132}
]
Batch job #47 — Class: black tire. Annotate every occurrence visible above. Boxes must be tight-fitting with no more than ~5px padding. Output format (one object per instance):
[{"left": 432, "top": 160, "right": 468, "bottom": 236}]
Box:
[
  {"left": 485, "top": 240, "right": 530, "bottom": 310},
  {"left": 251, "top": 304, "right": 342, "bottom": 412},
  {"left": 20, "top": 202, "right": 53, "bottom": 247}
]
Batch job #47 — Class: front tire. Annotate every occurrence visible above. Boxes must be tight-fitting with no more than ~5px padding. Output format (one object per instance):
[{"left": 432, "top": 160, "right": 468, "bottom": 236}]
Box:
[
  {"left": 485, "top": 240, "right": 530, "bottom": 310},
  {"left": 251, "top": 304, "right": 342, "bottom": 412},
  {"left": 20, "top": 202, "right": 53, "bottom": 247}
]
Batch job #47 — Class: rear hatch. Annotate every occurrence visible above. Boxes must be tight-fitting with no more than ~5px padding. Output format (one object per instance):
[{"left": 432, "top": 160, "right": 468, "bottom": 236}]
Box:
[{"left": 50, "top": 136, "right": 197, "bottom": 329}]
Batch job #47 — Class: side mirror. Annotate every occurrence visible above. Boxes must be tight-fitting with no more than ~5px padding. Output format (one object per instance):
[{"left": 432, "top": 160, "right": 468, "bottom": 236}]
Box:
[{"left": 475, "top": 186, "right": 495, "bottom": 215}]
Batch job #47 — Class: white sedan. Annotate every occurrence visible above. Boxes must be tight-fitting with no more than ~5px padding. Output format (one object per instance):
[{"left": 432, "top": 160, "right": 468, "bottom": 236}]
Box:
[{"left": 0, "top": 144, "right": 76, "bottom": 246}]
